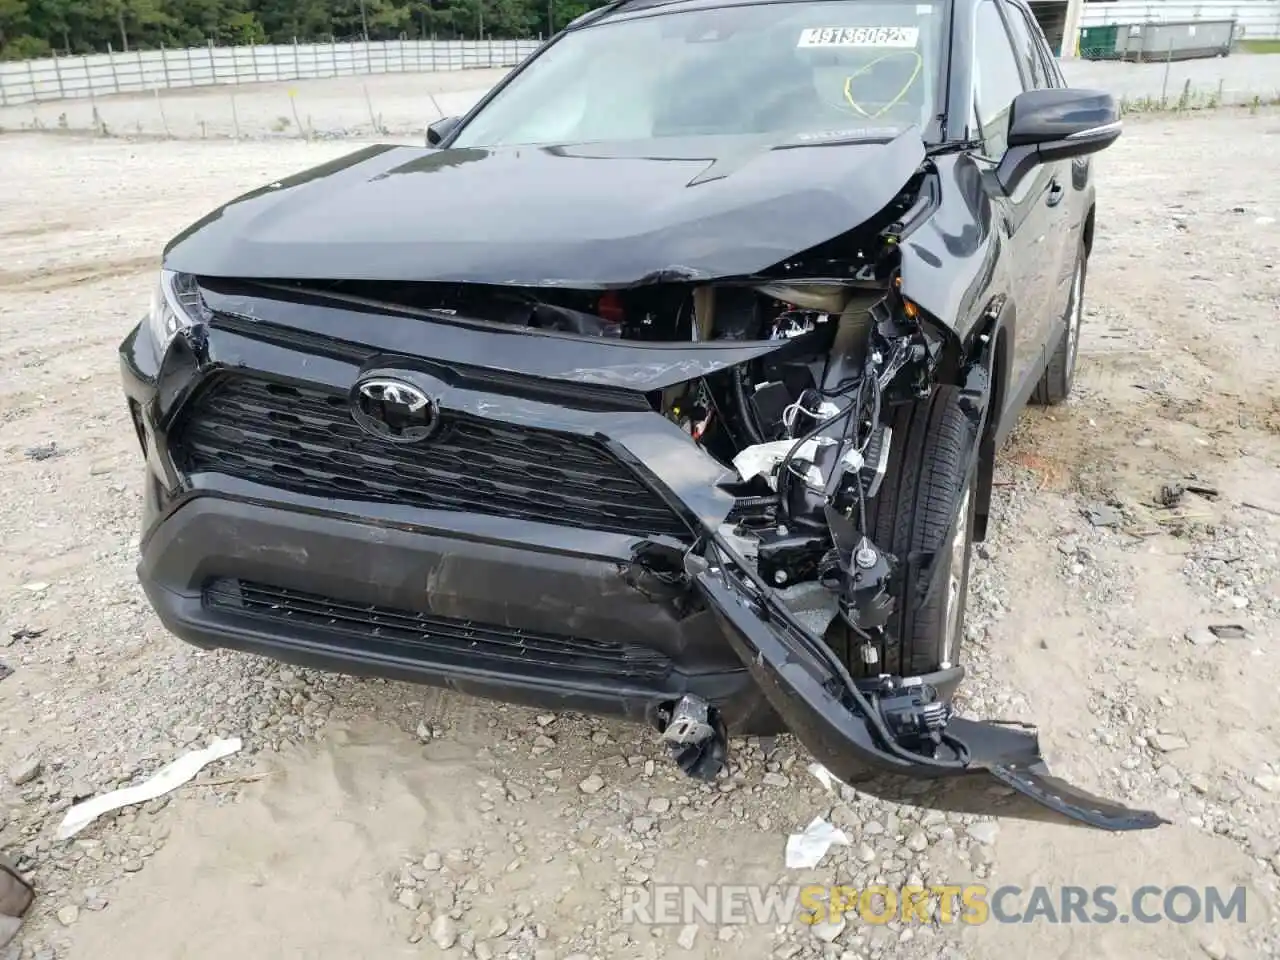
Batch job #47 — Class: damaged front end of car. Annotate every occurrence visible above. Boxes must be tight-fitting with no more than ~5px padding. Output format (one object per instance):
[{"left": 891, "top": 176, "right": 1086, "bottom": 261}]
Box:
[
  {"left": 152, "top": 132, "right": 1165, "bottom": 831},
  {"left": 524, "top": 167, "right": 1165, "bottom": 832},
  {"left": 658, "top": 252, "right": 1166, "bottom": 831}
]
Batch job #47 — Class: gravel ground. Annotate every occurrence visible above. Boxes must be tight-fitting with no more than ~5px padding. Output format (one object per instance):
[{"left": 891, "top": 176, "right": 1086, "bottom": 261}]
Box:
[
  {"left": 1, "top": 109, "right": 1280, "bottom": 960},
  {"left": 1, "top": 52, "right": 1278, "bottom": 141}
]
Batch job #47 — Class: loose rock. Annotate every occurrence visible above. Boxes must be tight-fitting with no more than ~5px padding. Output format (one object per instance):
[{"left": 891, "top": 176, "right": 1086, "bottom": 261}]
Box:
[
  {"left": 9, "top": 757, "right": 42, "bottom": 786},
  {"left": 966, "top": 822, "right": 1000, "bottom": 846},
  {"left": 677, "top": 923, "right": 698, "bottom": 949},
  {"left": 1151, "top": 734, "right": 1189, "bottom": 753},
  {"left": 811, "top": 916, "right": 845, "bottom": 943},
  {"left": 430, "top": 915, "right": 458, "bottom": 950}
]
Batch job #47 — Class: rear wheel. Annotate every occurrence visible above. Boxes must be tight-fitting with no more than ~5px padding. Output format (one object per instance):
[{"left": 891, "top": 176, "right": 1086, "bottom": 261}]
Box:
[
  {"left": 1033, "top": 239, "right": 1087, "bottom": 405},
  {"left": 838, "top": 385, "right": 977, "bottom": 696}
]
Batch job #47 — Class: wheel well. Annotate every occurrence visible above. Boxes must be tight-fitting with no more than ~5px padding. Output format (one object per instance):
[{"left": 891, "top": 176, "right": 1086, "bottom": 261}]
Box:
[
  {"left": 1083, "top": 206, "right": 1096, "bottom": 258},
  {"left": 972, "top": 327, "right": 1008, "bottom": 542},
  {"left": 988, "top": 330, "right": 1008, "bottom": 440}
]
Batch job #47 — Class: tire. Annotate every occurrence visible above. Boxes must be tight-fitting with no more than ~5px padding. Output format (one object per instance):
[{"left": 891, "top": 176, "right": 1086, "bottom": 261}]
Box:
[
  {"left": 836, "top": 385, "right": 977, "bottom": 689},
  {"left": 1033, "top": 239, "right": 1088, "bottom": 405}
]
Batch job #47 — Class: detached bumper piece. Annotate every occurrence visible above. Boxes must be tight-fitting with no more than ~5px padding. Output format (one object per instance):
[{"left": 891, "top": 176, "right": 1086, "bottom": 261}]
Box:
[{"left": 693, "top": 554, "right": 1167, "bottom": 832}]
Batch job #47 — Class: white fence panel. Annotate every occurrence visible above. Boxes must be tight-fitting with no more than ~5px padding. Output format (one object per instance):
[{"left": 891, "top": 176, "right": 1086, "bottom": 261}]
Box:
[{"left": 0, "top": 38, "right": 542, "bottom": 105}]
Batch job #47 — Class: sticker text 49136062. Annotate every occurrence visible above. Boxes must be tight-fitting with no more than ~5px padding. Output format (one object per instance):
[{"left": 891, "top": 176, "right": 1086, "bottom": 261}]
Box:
[{"left": 797, "top": 26, "right": 920, "bottom": 48}]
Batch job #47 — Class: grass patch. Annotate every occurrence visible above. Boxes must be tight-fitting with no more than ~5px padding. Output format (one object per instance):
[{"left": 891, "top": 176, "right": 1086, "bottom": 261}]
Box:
[
  {"left": 1119, "top": 79, "right": 1280, "bottom": 115},
  {"left": 1239, "top": 39, "right": 1280, "bottom": 54}
]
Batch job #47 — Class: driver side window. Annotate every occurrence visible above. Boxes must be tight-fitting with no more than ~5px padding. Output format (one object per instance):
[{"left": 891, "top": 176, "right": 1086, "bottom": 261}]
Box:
[{"left": 972, "top": 0, "right": 1027, "bottom": 157}]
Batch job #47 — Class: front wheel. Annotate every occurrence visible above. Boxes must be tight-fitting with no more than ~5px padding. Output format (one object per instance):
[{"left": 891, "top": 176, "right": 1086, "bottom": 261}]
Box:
[{"left": 835, "top": 385, "right": 977, "bottom": 698}]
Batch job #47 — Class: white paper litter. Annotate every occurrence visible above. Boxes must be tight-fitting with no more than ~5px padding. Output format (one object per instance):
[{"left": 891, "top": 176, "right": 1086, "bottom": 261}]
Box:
[
  {"left": 785, "top": 816, "right": 850, "bottom": 869},
  {"left": 56, "top": 737, "right": 243, "bottom": 840}
]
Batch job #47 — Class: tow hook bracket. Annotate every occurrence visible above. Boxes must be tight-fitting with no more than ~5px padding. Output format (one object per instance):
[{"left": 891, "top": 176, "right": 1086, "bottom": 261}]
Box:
[{"left": 658, "top": 695, "right": 728, "bottom": 782}]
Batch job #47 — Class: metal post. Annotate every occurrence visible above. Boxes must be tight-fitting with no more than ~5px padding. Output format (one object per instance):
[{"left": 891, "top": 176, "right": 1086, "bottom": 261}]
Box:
[
  {"left": 107, "top": 43, "right": 120, "bottom": 93},
  {"left": 209, "top": 39, "right": 217, "bottom": 84},
  {"left": 26, "top": 57, "right": 38, "bottom": 102},
  {"left": 185, "top": 44, "right": 194, "bottom": 89},
  {"left": 136, "top": 47, "right": 144, "bottom": 93},
  {"left": 52, "top": 50, "right": 65, "bottom": 98},
  {"left": 292, "top": 36, "right": 299, "bottom": 81},
  {"left": 331, "top": 40, "right": 339, "bottom": 77},
  {"left": 273, "top": 40, "right": 280, "bottom": 82},
  {"left": 160, "top": 43, "right": 170, "bottom": 88},
  {"left": 1160, "top": 38, "right": 1172, "bottom": 107}
]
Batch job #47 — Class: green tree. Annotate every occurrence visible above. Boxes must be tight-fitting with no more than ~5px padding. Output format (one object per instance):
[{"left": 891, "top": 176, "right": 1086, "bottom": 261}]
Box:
[
  {"left": 250, "top": 0, "right": 331, "bottom": 43},
  {"left": 0, "top": 0, "right": 611, "bottom": 58}
]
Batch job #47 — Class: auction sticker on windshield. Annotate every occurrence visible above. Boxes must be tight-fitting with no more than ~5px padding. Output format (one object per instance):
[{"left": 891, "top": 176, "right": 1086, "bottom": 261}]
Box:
[{"left": 797, "top": 26, "right": 920, "bottom": 47}]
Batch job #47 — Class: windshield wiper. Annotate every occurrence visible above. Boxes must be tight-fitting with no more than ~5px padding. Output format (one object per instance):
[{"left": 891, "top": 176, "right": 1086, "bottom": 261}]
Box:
[{"left": 925, "top": 138, "right": 983, "bottom": 156}]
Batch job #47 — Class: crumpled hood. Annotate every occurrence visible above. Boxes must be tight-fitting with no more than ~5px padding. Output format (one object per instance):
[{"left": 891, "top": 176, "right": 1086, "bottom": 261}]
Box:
[{"left": 163, "top": 132, "right": 926, "bottom": 287}]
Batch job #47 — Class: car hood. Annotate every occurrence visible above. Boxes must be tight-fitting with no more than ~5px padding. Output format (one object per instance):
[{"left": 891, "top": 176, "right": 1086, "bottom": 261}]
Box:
[{"left": 163, "top": 132, "right": 926, "bottom": 287}]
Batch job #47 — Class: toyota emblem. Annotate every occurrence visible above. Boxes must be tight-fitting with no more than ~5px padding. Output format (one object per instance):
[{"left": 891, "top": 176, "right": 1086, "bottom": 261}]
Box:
[{"left": 351, "top": 377, "right": 439, "bottom": 443}]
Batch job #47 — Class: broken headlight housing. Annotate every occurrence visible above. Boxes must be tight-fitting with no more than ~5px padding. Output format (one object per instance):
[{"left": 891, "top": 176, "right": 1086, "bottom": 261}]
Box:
[{"left": 146, "top": 270, "right": 205, "bottom": 349}]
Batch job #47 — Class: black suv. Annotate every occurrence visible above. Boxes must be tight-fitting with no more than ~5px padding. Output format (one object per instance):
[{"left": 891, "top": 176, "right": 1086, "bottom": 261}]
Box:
[{"left": 121, "top": 0, "right": 1162, "bottom": 829}]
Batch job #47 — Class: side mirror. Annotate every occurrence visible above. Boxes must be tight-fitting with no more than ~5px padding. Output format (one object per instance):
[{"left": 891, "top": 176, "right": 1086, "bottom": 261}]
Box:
[
  {"left": 996, "top": 88, "right": 1120, "bottom": 194},
  {"left": 426, "top": 116, "right": 461, "bottom": 147}
]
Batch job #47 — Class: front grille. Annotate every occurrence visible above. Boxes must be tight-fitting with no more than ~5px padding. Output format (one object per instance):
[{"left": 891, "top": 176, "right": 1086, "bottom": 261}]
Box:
[
  {"left": 204, "top": 579, "right": 674, "bottom": 681},
  {"left": 172, "top": 376, "right": 689, "bottom": 539}
]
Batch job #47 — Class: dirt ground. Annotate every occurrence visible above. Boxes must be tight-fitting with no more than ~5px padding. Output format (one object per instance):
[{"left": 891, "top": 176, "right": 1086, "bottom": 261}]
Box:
[{"left": 1, "top": 109, "right": 1280, "bottom": 960}]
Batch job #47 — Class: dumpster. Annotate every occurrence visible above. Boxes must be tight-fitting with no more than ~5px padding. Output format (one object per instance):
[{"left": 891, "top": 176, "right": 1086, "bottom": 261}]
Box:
[
  {"left": 1085, "top": 19, "right": 1237, "bottom": 62},
  {"left": 1078, "top": 24, "right": 1121, "bottom": 59}
]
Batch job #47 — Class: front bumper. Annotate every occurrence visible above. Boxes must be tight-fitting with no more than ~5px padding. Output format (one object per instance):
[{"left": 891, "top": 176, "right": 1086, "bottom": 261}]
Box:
[
  {"left": 138, "top": 494, "right": 774, "bottom": 730},
  {"left": 695, "top": 558, "right": 1166, "bottom": 829}
]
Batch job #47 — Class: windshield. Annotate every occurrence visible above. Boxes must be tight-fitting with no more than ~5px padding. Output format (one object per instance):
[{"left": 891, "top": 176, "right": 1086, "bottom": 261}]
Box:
[{"left": 451, "top": 0, "right": 946, "bottom": 150}]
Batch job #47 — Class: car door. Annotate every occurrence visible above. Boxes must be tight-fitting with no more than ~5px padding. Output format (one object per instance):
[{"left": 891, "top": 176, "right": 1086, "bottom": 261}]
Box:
[
  {"left": 972, "top": 0, "right": 1056, "bottom": 411},
  {"left": 1004, "top": 0, "right": 1075, "bottom": 329}
]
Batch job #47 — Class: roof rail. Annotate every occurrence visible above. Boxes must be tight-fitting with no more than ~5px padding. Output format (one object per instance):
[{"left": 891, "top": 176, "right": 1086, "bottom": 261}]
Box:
[
  {"left": 564, "top": 1, "right": 626, "bottom": 30},
  {"left": 565, "top": 0, "right": 696, "bottom": 30}
]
